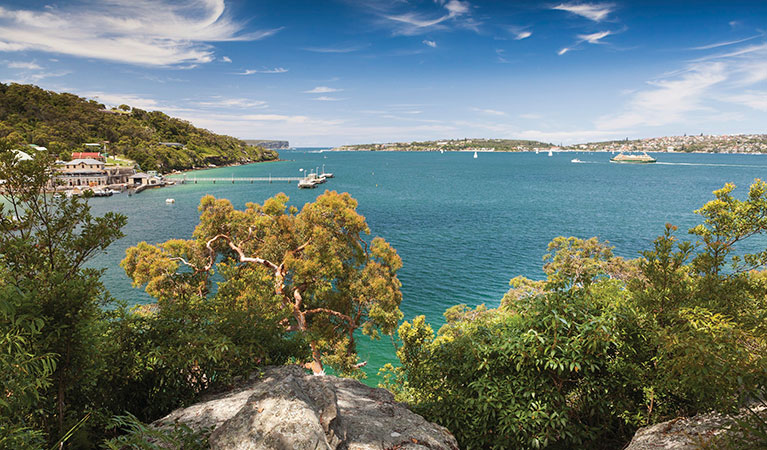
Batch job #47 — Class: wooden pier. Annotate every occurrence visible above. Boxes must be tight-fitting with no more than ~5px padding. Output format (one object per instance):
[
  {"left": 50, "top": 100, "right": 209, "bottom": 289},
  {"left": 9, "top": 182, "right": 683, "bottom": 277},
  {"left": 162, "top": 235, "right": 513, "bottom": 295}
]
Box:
[{"left": 170, "top": 176, "right": 304, "bottom": 184}]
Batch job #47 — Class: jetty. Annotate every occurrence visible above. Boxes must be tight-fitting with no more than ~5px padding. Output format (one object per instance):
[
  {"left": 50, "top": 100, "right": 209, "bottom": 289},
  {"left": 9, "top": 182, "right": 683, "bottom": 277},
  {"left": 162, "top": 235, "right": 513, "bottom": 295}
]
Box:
[
  {"left": 172, "top": 176, "right": 304, "bottom": 184},
  {"left": 170, "top": 172, "right": 334, "bottom": 189}
]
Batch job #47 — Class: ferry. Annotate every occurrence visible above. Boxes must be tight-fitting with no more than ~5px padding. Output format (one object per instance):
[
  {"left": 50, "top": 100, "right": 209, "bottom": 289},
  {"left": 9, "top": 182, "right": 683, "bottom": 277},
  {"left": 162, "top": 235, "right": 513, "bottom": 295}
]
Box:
[{"left": 610, "top": 152, "right": 657, "bottom": 164}]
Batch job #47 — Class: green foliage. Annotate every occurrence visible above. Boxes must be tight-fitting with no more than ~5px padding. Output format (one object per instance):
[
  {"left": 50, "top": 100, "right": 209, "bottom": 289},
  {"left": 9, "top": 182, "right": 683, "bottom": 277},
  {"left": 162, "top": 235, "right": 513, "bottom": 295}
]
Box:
[
  {"left": 122, "top": 191, "right": 404, "bottom": 376},
  {"left": 0, "top": 150, "right": 126, "bottom": 446},
  {"left": 0, "top": 82, "right": 278, "bottom": 172},
  {"left": 386, "top": 180, "right": 767, "bottom": 449},
  {"left": 97, "top": 298, "right": 306, "bottom": 422},
  {"left": 102, "top": 413, "right": 209, "bottom": 450},
  {"left": 0, "top": 285, "right": 56, "bottom": 449}
]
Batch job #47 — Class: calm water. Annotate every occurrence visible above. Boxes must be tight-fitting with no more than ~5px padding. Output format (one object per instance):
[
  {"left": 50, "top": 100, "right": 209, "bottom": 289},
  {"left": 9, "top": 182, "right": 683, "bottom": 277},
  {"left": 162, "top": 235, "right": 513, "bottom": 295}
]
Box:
[{"left": 86, "top": 150, "right": 767, "bottom": 381}]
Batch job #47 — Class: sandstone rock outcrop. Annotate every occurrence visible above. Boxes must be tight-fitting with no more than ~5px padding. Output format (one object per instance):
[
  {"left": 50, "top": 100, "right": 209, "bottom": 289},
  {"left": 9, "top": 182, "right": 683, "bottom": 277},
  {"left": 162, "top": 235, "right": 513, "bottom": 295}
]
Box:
[
  {"left": 155, "top": 365, "right": 459, "bottom": 450},
  {"left": 625, "top": 404, "right": 766, "bottom": 449}
]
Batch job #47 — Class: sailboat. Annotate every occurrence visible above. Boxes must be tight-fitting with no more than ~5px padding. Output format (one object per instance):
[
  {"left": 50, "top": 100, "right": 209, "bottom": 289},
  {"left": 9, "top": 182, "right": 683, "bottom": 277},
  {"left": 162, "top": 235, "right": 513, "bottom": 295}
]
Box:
[
  {"left": 548, "top": 149, "right": 553, "bottom": 156},
  {"left": 473, "top": 151, "right": 478, "bottom": 159}
]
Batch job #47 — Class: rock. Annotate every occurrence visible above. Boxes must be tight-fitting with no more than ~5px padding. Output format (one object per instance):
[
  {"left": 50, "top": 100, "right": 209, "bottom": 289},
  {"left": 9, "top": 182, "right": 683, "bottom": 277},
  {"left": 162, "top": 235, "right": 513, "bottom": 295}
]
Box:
[
  {"left": 155, "top": 365, "right": 459, "bottom": 450},
  {"left": 625, "top": 404, "right": 767, "bottom": 449}
]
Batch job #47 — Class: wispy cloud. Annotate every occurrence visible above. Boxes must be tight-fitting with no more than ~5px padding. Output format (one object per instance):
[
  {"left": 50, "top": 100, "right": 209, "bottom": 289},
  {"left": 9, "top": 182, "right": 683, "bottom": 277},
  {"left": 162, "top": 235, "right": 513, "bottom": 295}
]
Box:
[
  {"left": 237, "top": 67, "right": 288, "bottom": 75},
  {"left": 195, "top": 98, "right": 268, "bottom": 109},
  {"left": 725, "top": 91, "right": 767, "bottom": 111},
  {"left": 365, "top": 0, "right": 475, "bottom": 36},
  {"left": 423, "top": 40, "right": 437, "bottom": 48},
  {"left": 514, "top": 30, "right": 532, "bottom": 40},
  {"left": 558, "top": 29, "right": 616, "bottom": 55},
  {"left": 598, "top": 63, "right": 727, "bottom": 129},
  {"left": 220, "top": 56, "right": 232, "bottom": 63},
  {"left": 0, "top": 0, "right": 280, "bottom": 66},
  {"left": 578, "top": 30, "right": 612, "bottom": 44},
  {"left": 7, "top": 61, "right": 41, "bottom": 70},
  {"left": 314, "top": 96, "right": 343, "bottom": 101},
  {"left": 552, "top": 2, "right": 614, "bottom": 22},
  {"left": 304, "top": 86, "right": 342, "bottom": 94},
  {"left": 471, "top": 107, "right": 506, "bottom": 116},
  {"left": 691, "top": 34, "right": 763, "bottom": 51}
]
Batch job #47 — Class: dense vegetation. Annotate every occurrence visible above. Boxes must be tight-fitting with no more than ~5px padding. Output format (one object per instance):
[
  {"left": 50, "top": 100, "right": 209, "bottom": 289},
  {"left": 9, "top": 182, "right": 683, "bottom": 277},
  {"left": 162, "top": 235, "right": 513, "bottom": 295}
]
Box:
[
  {"left": 0, "top": 83, "right": 278, "bottom": 172},
  {"left": 382, "top": 185, "right": 767, "bottom": 448}
]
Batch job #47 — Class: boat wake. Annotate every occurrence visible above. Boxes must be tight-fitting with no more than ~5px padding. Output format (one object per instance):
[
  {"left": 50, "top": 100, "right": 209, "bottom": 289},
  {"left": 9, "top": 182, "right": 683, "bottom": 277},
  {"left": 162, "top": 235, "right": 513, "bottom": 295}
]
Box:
[{"left": 656, "top": 162, "right": 767, "bottom": 168}]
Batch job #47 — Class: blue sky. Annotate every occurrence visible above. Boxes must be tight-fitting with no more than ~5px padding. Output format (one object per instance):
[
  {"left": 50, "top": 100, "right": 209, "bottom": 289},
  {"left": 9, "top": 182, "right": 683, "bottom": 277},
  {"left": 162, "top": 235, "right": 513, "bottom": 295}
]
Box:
[{"left": 1, "top": 0, "right": 766, "bottom": 146}]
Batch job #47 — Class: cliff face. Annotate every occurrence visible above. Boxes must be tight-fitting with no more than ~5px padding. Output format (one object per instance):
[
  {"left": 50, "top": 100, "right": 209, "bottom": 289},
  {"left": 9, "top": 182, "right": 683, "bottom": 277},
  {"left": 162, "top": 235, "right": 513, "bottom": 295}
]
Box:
[
  {"left": 244, "top": 140, "right": 290, "bottom": 150},
  {"left": 154, "top": 365, "right": 458, "bottom": 450}
]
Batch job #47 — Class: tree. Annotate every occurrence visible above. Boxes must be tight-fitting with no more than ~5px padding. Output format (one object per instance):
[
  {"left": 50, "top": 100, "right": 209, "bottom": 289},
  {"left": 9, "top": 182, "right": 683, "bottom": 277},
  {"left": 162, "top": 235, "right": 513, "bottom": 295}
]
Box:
[
  {"left": 0, "top": 148, "right": 126, "bottom": 443},
  {"left": 122, "top": 191, "right": 403, "bottom": 375}
]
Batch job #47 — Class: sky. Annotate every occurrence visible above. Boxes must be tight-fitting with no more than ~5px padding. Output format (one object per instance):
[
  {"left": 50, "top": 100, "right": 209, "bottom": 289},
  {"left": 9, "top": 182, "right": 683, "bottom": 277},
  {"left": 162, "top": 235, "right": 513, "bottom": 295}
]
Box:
[{"left": 0, "top": 0, "right": 766, "bottom": 147}]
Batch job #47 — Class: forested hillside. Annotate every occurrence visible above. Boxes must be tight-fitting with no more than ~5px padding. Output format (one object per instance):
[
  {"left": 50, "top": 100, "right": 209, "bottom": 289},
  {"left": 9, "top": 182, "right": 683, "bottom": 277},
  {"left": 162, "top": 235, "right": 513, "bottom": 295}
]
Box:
[{"left": 0, "top": 83, "right": 278, "bottom": 172}]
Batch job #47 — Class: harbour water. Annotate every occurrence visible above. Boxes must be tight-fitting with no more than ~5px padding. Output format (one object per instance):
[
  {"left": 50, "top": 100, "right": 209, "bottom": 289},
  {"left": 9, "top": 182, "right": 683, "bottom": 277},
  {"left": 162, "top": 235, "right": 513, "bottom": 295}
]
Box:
[{"left": 87, "top": 150, "right": 767, "bottom": 382}]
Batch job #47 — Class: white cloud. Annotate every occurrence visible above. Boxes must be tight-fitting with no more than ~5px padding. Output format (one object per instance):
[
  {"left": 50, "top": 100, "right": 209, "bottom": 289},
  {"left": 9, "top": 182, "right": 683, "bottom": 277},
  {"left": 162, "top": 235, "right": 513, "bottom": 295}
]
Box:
[
  {"left": 0, "top": 1, "right": 280, "bottom": 66},
  {"left": 514, "top": 30, "right": 532, "bottom": 40},
  {"left": 221, "top": 56, "right": 232, "bottom": 63},
  {"left": 725, "top": 91, "right": 767, "bottom": 111},
  {"left": 423, "top": 40, "right": 437, "bottom": 48},
  {"left": 597, "top": 63, "right": 727, "bottom": 130},
  {"left": 7, "top": 61, "right": 41, "bottom": 70},
  {"left": 471, "top": 107, "right": 506, "bottom": 116},
  {"left": 578, "top": 30, "right": 611, "bottom": 44},
  {"left": 552, "top": 2, "right": 614, "bottom": 22},
  {"left": 374, "top": 0, "right": 473, "bottom": 35},
  {"left": 314, "top": 96, "right": 343, "bottom": 101},
  {"left": 195, "top": 98, "right": 268, "bottom": 109},
  {"left": 237, "top": 67, "right": 288, "bottom": 75},
  {"left": 691, "top": 34, "right": 762, "bottom": 51},
  {"left": 304, "top": 86, "right": 342, "bottom": 94},
  {"left": 558, "top": 47, "right": 570, "bottom": 55}
]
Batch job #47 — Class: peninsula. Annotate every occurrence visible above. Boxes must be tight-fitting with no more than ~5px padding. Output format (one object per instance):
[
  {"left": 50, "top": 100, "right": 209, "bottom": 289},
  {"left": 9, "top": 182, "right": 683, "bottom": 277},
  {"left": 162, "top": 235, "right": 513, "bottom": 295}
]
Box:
[
  {"left": 0, "top": 83, "right": 279, "bottom": 173},
  {"left": 333, "top": 134, "right": 767, "bottom": 154}
]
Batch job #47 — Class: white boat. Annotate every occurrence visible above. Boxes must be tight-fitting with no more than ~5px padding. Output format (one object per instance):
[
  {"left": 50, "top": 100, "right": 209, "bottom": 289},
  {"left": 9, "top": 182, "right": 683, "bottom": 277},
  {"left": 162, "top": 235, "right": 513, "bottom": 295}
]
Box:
[
  {"left": 473, "top": 151, "right": 478, "bottom": 159},
  {"left": 571, "top": 158, "right": 582, "bottom": 163},
  {"left": 548, "top": 150, "right": 553, "bottom": 156},
  {"left": 165, "top": 198, "right": 175, "bottom": 204},
  {"left": 298, "top": 178, "right": 318, "bottom": 189},
  {"left": 535, "top": 149, "right": 539, "bottom": 154}
]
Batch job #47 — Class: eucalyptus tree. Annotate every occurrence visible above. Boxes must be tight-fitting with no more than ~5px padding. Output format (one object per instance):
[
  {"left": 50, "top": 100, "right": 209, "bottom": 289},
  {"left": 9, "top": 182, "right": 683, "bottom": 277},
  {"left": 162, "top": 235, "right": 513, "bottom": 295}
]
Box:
[{"left": 123, "top": 191, "right": 403, "bottom": 375}]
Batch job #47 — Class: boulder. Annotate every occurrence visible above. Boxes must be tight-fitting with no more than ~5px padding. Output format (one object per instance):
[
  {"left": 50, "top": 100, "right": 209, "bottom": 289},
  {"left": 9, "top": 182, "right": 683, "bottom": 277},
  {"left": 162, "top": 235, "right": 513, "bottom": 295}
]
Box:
[
  {"left": 625, "top": 404, "right": 767, "bottom": 449},
  {"left": 155, "top": 365, "right": 459, "bottom": 450}
]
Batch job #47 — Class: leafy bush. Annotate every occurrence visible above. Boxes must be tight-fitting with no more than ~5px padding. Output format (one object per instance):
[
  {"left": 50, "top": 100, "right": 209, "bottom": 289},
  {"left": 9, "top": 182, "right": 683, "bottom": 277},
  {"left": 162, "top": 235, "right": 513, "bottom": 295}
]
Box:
[{"left": 385, "top": 180, "right": 767, "bottom": 449}]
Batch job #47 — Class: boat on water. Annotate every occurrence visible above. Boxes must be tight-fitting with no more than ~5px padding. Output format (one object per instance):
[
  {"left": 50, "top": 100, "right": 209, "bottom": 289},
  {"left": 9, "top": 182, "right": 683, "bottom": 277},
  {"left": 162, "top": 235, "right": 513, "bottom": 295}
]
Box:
[
  {"left": 548, "top": 150, "right": 553, "bottom": 156},
  {"left": 571, "top": 158, "right": 582, "bottom": 163},
  {"left": 319, "top": 165, "right": 334, "bottom": 178},
  {"left": 473, "top": 151, "right": 478, "bottom": 159},
  {"left": 610, "top": 152, "right": 657, "bottom": 164},
  {"left": 298, "top": 178, "right": 318, "bottom": 189}
]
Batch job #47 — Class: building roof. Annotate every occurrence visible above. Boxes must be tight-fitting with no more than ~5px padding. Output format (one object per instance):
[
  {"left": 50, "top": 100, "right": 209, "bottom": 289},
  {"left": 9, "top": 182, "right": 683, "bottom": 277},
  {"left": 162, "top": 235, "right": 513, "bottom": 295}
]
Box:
[
  {"left": 12, "top": 149, "right": 32, "bottom": 161},
  {"left": 72, "top": 152, "right": 101, "bottom": 159},
  {"left": 131, "top": 172, "right": 150, "bottom": 179},
  {"left": 65, "top": 158, "right": 105, "bottom": 166}
]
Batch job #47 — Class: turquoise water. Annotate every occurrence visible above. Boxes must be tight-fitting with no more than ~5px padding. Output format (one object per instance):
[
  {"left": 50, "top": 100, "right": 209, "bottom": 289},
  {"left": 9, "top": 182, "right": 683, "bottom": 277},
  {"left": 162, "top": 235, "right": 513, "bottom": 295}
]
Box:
[{"left": 87, "top": 150, "right": 767, "bottom": 381}]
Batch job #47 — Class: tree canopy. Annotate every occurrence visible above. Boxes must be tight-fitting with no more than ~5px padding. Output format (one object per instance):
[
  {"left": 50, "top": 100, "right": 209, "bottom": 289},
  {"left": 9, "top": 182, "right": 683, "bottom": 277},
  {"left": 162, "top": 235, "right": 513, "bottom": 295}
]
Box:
[{"left": 122, "top": 191, "right": 404, "bottom": 376}]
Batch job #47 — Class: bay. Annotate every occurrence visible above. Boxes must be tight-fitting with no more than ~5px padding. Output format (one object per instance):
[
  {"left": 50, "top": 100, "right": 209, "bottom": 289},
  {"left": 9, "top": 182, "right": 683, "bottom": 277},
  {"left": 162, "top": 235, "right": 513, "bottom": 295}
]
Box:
[{"left": 86, "top": 150, "right": 767, "bottom": 382}]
